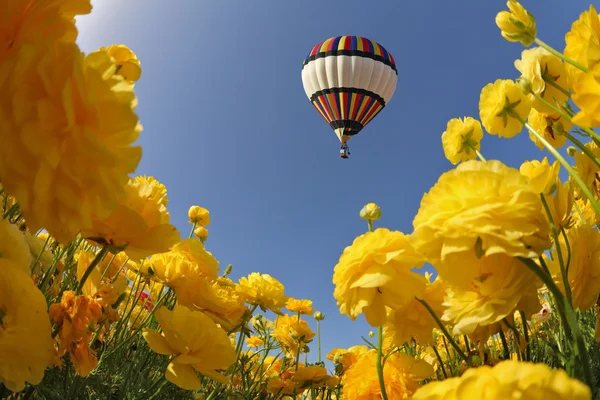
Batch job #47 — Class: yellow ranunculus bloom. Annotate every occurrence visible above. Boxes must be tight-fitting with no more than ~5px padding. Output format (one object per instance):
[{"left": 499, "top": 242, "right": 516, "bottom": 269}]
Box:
[
  {"left": 343, "top": 352, "right": 434, "bottom": 399},
  {"left": 0, "top": 43, "right": 142, "bottom": 244},
  {"left": 527, "top": 108, "right": 569, "bottom": 150},
  {"left": 188, "top": 205, "right": 211, "bottom": 226},
  {"left": 495, "top": 0, "right": 536, "bottom": 47},
  {"left": 237, "top": 272, "right": 288, "bottom": 314},
  {"left": 564, "top": 5, "right": 600, "bottom": 86},
  {"left": 441, "top": 117, "right": 483, "bottom": 165},
  {"left": 410, "top": 360, "right": 591, "bottom": 399},
  {"left": 514, "top": 47, "right": 569, "bottom": 114},
  {"left": 359, "top": 202, "right": 381, "bottom": 221},
  {"left": 412, "top": 160, "right": 551, "bottom": 270},
  {"left": 327, "top": 346, "right": 369, "bottom": 374},
  {"left": 548, "top": 224, "right": 600, "bottom": 311},
  {"left": 286, "top": 298, "right": 314, "bottom": 315},
  {"left": 194, "top": 226, "right": 209, "bottom": 242},
  {"left": 0, "top": 218, "right": 33, "bottom": 274},
  {"left": 270, "top": 314, "right": 315, "bottom": 358},
  {"left": 142, "top": 305, "right": 237, "bottom": 390},
  {"left": 245, "top": 336, "right": 264, "bottom": 348},
  {"left": 572, "top": 64, "right": 600, "bottom": 127},
  {"left": 479, "top": 79, "right": 532, "bottom": 138},
  {"left": 573, "top": 141, "right": 600, "bottom": 197},
  {"left": 332, "top": 228, "right": 427, "bottom": 327},
  {"left": 100, "top": 44, "right": 142, "bottom": 83},
  {"left": 0, "top": 260, "right": 55, "bottom": 392},
  {"left": 519, "top": 157, "right": 560, "bottom": 194},
  {"left": 544, "top": 178, "right": 574, "bottom": 230},
  {"left": 82, "top": 176, "right": 181, "bottom": 262}
]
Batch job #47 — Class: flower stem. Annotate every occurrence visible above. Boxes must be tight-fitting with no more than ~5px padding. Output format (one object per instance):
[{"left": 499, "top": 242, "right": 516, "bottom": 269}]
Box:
[
  {"left": 519, "top": 311, "right": 531, "bottom": 362},
  {"left": 75, "top": 246, "right": 109, "bottom": 295},
  {"left": 542, "top": 75, "right": 571, "bottom": 98},
  {"left": 376, "top": 326, "right": 389, "bottom": 400},
  {"left": 522, "top": 120, "right": 600, "bottom": 216},
  {"left": 564, "top": 131, "right": 600, "bottom": 169},
  {"left": 416, "top": 298, "right": 468, "bottom": 362},
  {"left": 432, "top": 345, "right": 448, "bottom": 379},
  {"left": 317, "top": 319, "right": 322, "bottom": 363},
  {"left": 188, "top": 222, "right": 196, "bottom": 239},
  {"left": 534, "top": 37, "right": 588, "bottom": 72},
  {"left": 475, "top": 150, "right": 487, "bottom": 162}
]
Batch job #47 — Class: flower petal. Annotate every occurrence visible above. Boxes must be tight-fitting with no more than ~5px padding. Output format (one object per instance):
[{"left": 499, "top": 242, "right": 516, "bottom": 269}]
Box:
[
  {"left": 165, "top": 362, "right": 202, "bottom": 391},
  {"left": 142, "top": 329, "right": 174, "bottom": 355}
]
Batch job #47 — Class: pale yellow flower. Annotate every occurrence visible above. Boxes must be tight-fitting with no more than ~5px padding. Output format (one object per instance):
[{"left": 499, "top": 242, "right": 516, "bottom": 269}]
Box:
[
  {"left": 519, "top": 157, "right": 560, "bottom": 194},
  {"left": 479, "top": 79, "right": 532, "bottom": 138}
]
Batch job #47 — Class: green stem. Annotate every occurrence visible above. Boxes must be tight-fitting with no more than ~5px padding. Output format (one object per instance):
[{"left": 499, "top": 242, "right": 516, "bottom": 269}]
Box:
[
  {"left": 416, "top": 298, "right": 468, "bottom": 362},
  {"left": 317, "top": 319, "right": 322, "bottom": 363},
  {"left": 463, "top": 335, "right": 471, "bottom": 353},
  {"left": 564, "top": 131, "right": 600, "bottom": 169},
  {"left": 498, "top": 329, "right": 510, "bottom": 359},
  {"left": 534, "top": 37, "right": 588, "bottom": 73},
  {"left": 523, "top": 120, "right": 600, "bottom": 216},
  {"left": 431, "top": 345, "right": 448, "bottom": 379},
  {"left": 75, "top": 247, "right": 109, "bottom": 295},
  {"left": 519, "top": 311, "right": 531, "bottom": 362},
  {"left": 367, "top": 219, "right": 373, "bottom": 232},
  {"left": 376, "top": 326, "right": 389, "bottom": 400},
  {"left": 188, "top": 222, "right": 196, "bottom": 239},
  {"left": 475, "top": 149, "right": 487, "bottom": 162},
  {"left": 540, "top": 194, "right": 573, "bottom": 304},
  {"left": 542, "top": 75, "right": 571, "bottom": 98}
]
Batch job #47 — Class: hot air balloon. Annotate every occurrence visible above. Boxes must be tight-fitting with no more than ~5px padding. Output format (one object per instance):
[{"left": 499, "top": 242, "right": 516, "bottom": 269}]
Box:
[{"left": 301, "top": 36, "right": 398, "bottom": 159}]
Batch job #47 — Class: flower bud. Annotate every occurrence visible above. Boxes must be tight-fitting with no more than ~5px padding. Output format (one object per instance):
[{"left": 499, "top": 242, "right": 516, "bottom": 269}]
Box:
[
  {"left": 223, "top": 264, "right": 233, "bottom": 277},
  {"left": 517, "top": 76, "right": 532, "bottom": 94},
  {"left": 495, "top": 0, "right": 536, "bottom": 47},
  {"left": 359, "top": 203, "right": 381, "bottom": 221},
  {"left": 368, "top": 331, "right": 375, "bottom": 338},
  {"left": 314, "top": 311, "right": 325, "bottom": 321},
  {"left": 194, "top": 226, "right": 208, "bottom": 242},
  {"left": 567, "top": 146, "right": 577, "bottom": 157},
  {"left": 188, "top": 205, "right": 210, "bottom": 226}
]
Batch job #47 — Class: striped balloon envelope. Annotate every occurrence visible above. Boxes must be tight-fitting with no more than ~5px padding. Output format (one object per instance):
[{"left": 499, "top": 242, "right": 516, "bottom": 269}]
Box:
[{"left": 301, "top": 36, "right": 398, "bottom": 151}]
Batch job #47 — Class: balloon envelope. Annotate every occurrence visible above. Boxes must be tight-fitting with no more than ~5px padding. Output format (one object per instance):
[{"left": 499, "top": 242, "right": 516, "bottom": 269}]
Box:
[{"left": 301, "top": 36, "right": 398, "bottom": 144}]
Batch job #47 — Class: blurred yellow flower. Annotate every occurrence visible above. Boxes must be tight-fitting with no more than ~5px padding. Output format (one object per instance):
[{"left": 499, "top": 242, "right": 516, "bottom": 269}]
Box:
[
  {"left": 24, "top": 232, "right": 55, "bottom": 274},
  {"left": 573, "top": 141, "right": 600, "bottom": 196},
  {"left": 0, "top": 0, "right": 92, "bottom": 63},
  {"left": 286, "top": 298, "right": 314, "bottom": 315},
  {"left": 441, "top": 117, "right": 483, "bottom": 165},
  {"left": 514, "top": 47, "right": 569, "bottom": 114},
  {"left": 194, "top": 226, "right": 209, "bottom": 242},
  {"left": 410, "top": 360, "right": 591, "bottom": 399},
  {"left": 527, "top": 108, "right": 569, "bottom": 150},
  {"left": 0, "top": 260, "right": 55, "bottom": 392},
  {"left": 495, "top": 0, "right": 536, "bottom": 46},
  {"left": 188, "top": 206, "right": 211, "bottom": 226},
  {"left": 150, "top": 238, "right": 219, "bottom": 283},
  {"left": 333, "top": 228, "right": 427, "bottom": 327},
  {"left": 142, "top": 305, "right": 236, "bottom": 390},
  {"left": 479, "top": 79, "right": 532, "bottom": 138},
  {"left": 0, "top": 218, "right": 32, "bottom": 274},
  {"left": 440, "top": 253, "right": 537, "bottom": 335},
  {"left": 270, "top": 314, "right": 315, "bottom": 358},
  {"left": 548, "top": 224, "right": 600, "bottom": 311},
  {"left": 572, "top": 64, "right": 600, "bottom": 127},
  {"left": 100, "top": 44, "right": 141, "bottom": 83},
  {"left": 76, "top": 251, "right": 128, "bottom": 308},
  {"left": 82, "top": 176, "right": 180, "bottom": 261},
  {"left": 343, "top": 351, "right": 434, "bottom": 399},
  {"left": 545, "top": 178, "right": 574, "bottom": 230},
  {"left": 292, "top": 366, "right": 338, "bottom": 389},
  {"left": 327, "top": 345, "right": 369, "bottom": 374},
  {"left": 384, "top": 275, "right": 447, "bottom": 346},
  {"left": 519, "top": 157, "right": 560, "bottom": 194},
  {"left": 245, "top": 336, "right": 264, "bottom": 348},
  {"left": 564, "top": 5, "right": 600, "bottom": 85},
  {"left": 0, "top": 43, "right": 142, "bottom": 244},
  {"left": 412, "top": 160, "right": 551, "bottom": 275},
  {"left": 237, "top": 272, "right": 288, "bottom": 314}
]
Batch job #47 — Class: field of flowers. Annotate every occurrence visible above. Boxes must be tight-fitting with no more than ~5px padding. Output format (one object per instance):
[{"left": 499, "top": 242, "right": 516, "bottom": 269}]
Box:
[{"left": 3, "top": 0, "right": 600, "bottom": 399}]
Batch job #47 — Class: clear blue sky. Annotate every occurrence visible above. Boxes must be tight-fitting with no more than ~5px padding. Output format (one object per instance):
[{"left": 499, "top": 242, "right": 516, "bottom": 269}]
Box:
[{"left": 76, "top": 0, "right": 587, "bottom": 365}]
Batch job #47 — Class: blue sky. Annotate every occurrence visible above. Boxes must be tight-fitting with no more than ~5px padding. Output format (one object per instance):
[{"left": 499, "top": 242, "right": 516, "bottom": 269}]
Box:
[{"left": 76, "top": 0, "right": 588, "bottom": 366}]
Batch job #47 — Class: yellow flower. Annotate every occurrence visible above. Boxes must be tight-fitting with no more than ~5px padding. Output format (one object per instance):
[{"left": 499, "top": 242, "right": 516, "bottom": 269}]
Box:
[
  {"left": 292, "top": 366, "right": 338, "bottom": 389},
  {"left": 314, "top": 311, "right": 325, "bottom": 321},
  {"left": 479, "top": 79, "right": 532, "bottom": 138},
  {"left": 573, "top": 141, "right": 600, "bottom": 196},
  {"left": 572, "top": 64, "right": 600, "bottom": 127},
  {"left": 384, "top": 275, "right": 447, "bottom": 346},
  {"left": 548, "top": 224, "right": 600, "bottom": 311},
  {"left": 76, "top": 251, "right": 128, "bottom": 308},
  {"left": 0, "top": 0, "right": 92, "bottom": 63},
  {"left": 0, "top": 42, "right": 142, "bottom": 244},
  {"left": 0, "top": 260, "right": 55, "bottom": 392},
  {"left": 412, "top": 160, "right": 551, "bottom": 274},
  {"left": 573, "top": 198, "right": 599, "bottom": 227},
  {"left": 194, "top": 226, "right": 209, "bottom": 242},
  {"left": 286, "top": 298, "right": 314, "bottom": 315},
  {"left": 142, "top": 305, "right": 236, "bottom": 389},
  {"left": 495, "top": 0, "right": 536, "bottom": 47},
  {"left": 82, "top": 176, "right": 180, "bottom": 261},
  {"left": 343, "top": 352, "right": 433, "bottom": 399},
  {"left": 514, "top": 47, "right": 569, "bottom": 114},
  {"left": 150, "top": 238, "right": 219, "bottom": 283},
  {"left": 333, "top": 228, "right": 427, "bottom": 327},
  {"left": 545, "top": 178, "right": 574, "bottom": 230},
  {"left": 440, "top": 253, "right": 537, "bottom": 335},
  {"left": 99, "top": 44, "right": 141, "bottom": 83},
  {"left": 327, "top": 346, "right": 369, "bottom": 374},
  {"left": 270, "top": 314, "right": 315, "bottom": 358},
  {"left": 237, "top": 272, "right": 288, "bottom": 314},
  {"left": 564, "top": 5, "right": 600, "bottom": 86},
  {"left": 24, "top": 232, "right": 55, "bottom": 274},
  {"left": 0, "top": 218, "right": 32, "bottom": 274},
  {"left": 359, "top": 203, "right": 381, "bottom": 221},
  {"left": 410, "top": 360, "right": 591, "bottom": 399},
  {"left": 527, "top": 108, "right": 569, "bottom": 150},
  {"left": 245, "top": 336, "right": 264, "bottom": 348},
  {"left": 199, "top": 277, "right": 249, "bottom": 332},
  {"left": 441, "top": 117, "right": 483, "bottom": 165},
  {"left": 519, "top": 157, "right": 560, "bottom": 194},
  {"left": 188, "top": 205, "right": 211, "bottom": 226}
]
